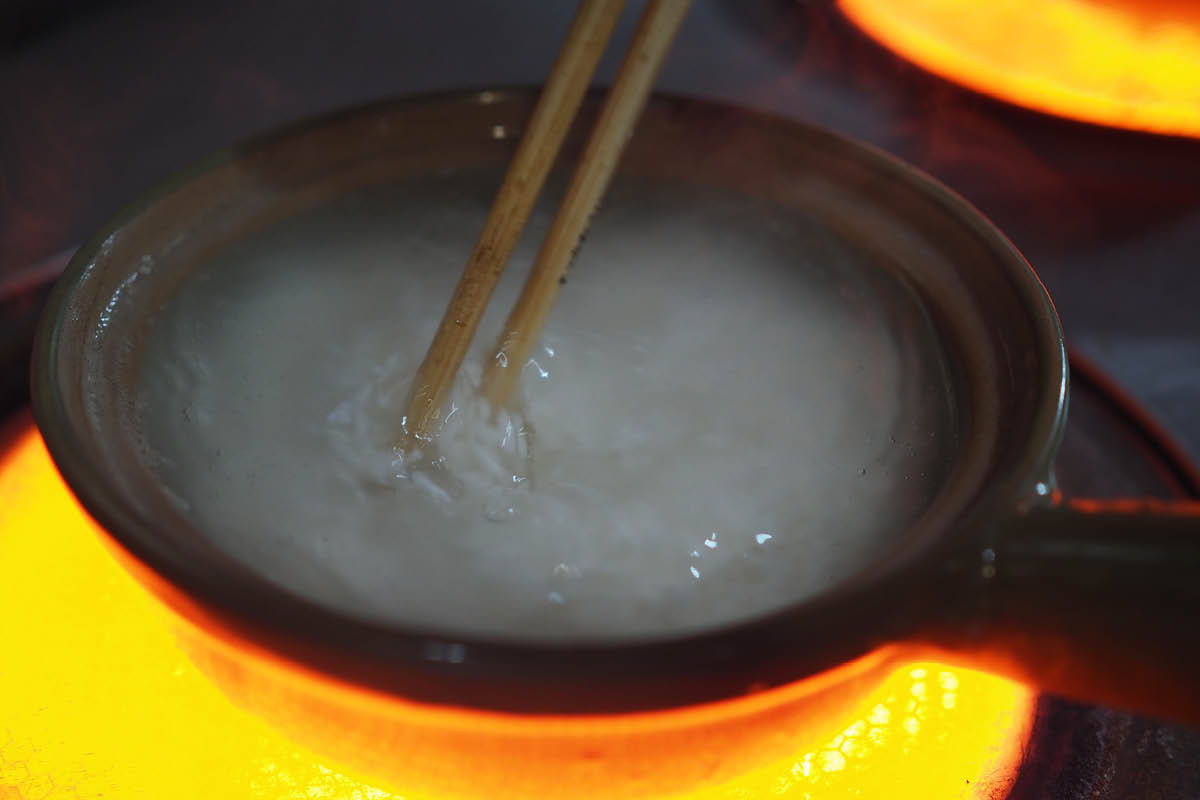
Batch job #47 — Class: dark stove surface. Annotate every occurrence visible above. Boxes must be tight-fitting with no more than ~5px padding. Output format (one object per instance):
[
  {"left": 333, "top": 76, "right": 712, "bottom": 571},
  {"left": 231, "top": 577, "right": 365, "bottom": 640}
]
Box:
[{"left": 1, "top": 1, "right": 1197, "bottom": 797}]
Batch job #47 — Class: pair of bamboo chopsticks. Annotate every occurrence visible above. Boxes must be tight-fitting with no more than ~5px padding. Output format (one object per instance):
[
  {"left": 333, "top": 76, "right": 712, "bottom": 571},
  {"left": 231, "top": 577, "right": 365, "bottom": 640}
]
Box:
[{"left": 401, "top": 0, "right": 693, "bottom": 445}]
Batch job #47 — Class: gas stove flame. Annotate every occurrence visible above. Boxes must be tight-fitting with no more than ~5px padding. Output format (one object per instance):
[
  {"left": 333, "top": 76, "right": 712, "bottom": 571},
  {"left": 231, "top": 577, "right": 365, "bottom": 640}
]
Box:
[
  {"left": 0, "top": 421, "right": 1033, "bottom": 798},
  {"left": 839, "top": 0, "right": 1200, "bottom": 137}
]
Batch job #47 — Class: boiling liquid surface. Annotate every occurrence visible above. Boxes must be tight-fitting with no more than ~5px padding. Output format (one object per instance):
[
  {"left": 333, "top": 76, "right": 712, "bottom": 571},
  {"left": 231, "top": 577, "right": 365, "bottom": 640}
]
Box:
[{"left": 136, "top": 175, "right": 957, "bottom": 641}]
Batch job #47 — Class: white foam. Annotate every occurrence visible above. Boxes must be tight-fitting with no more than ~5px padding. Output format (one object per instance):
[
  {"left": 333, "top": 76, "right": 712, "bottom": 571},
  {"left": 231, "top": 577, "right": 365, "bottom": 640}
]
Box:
[{"left": 135, "top": 183, "right": 954, "bottom": 641}]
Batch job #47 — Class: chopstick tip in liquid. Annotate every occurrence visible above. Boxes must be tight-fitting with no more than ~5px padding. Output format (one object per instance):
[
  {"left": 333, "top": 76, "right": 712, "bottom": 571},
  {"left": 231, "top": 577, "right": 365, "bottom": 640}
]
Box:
[{"left": 398, "top": 0, "right": 629, "bottom": 447}]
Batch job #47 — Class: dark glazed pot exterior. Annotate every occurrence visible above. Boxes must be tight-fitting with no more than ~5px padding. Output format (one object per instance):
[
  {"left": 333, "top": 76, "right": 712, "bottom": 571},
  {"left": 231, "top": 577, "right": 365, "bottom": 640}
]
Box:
[{"left": 31, "top": 90, "right": 1200, "bottom": 797}]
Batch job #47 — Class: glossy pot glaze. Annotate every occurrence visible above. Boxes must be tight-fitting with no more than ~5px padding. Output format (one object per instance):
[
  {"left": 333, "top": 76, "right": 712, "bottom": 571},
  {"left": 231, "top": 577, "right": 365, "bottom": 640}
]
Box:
[{"left": 32, "top": 90, "right": 1200, "bottom": 798}]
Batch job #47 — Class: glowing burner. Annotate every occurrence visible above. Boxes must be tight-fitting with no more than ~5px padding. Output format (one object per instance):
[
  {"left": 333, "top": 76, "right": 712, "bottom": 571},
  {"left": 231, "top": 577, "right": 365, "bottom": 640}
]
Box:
[
  {"left": 0, "top": 419, "right": 1033, "bottom": 798},
  {"left": 839, "top": 0, "right": 1200, "bottom": 137}
]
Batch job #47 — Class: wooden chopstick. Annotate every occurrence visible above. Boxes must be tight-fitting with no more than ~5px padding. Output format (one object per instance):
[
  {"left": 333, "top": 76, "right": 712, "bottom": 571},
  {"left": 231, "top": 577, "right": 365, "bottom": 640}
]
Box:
[
  {"left": 400, "top": 0, "right": 629, "bottom": 445},
  {"left": 479, "top": 0, "right": 694, "bottom": 410}
]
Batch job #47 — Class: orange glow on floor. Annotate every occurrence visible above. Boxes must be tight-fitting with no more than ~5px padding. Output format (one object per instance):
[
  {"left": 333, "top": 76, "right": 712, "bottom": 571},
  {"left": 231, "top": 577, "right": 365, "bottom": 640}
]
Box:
[
  {"left": 0, "top": 421, "right": 1034, "bottom": 798},
  {"left": 839, "top": 0, "right": 1200, "bottom": 137}
]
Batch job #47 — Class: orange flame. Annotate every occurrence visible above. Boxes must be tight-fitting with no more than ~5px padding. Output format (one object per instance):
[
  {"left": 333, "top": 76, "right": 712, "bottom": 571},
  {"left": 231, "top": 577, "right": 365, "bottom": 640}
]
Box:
[
  {"left": 0, "top": 419, "right": 1033, "bottom": 798},
  {"left": 839, "top": 0, "right": 1200, "bottom": 137}
]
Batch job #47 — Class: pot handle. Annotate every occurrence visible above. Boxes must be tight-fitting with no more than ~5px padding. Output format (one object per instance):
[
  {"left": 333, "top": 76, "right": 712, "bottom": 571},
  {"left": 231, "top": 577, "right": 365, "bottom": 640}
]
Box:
[{"left": 914, "top": 498, "right": 1200, "bottom": 723}]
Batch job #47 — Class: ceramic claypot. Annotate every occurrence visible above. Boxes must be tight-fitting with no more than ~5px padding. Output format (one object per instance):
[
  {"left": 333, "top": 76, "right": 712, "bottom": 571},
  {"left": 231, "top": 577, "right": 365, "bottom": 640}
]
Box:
[{"left": 32, "top": 90, "right": 1200, "bottom": 799}]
